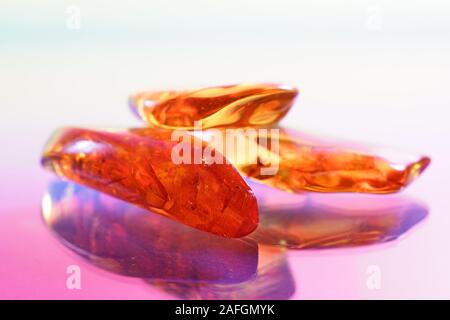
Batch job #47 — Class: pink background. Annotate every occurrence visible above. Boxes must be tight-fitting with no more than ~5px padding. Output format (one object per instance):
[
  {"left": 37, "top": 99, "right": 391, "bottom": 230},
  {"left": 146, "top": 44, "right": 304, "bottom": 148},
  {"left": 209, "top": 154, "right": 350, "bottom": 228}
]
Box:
[{"left": 1, "top": 0, "right": 449, "bottom": 299}]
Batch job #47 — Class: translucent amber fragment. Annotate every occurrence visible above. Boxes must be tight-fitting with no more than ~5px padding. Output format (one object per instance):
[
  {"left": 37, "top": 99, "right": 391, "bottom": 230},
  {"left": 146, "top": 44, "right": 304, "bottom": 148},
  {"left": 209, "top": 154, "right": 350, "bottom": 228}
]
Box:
[
  {"left": 42, "top": 180, "right": 258, "bottom": 281},
  {"left": 204, "top": 128, "right": 430, "bottom": 194},
  {"left": 41, "top": 127, "right": 258, "bottom": 238},
  {"left": 129, "top": 83, "right": 298, "bottom": 129}
]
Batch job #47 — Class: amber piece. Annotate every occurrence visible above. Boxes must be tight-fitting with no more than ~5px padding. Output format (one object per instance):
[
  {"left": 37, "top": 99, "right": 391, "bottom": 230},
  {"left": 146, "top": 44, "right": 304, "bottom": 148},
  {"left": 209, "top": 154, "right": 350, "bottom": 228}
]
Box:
[
  {"left": 203, "top": 128, "right": 430, "bottom": 194},
  {"left": 249, "top": 183, "right": 428, "bottom": 249},
  {"left": 41, "top": 127, "right": 258, "bottom": 238},
  {"left": 42, "top": 180, "right": 258, "bottom": 281},
  {"left": 129, "top": 83, "right": 298, "bottom": 129}
]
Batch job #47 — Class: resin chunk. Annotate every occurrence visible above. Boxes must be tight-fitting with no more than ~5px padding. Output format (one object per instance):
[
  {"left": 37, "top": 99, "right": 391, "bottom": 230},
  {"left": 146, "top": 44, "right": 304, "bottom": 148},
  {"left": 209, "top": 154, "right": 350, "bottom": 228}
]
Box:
[
  {"left": 42, "top": 180, "right": 258, "bottom": 281},
  {"left": 41, "top": 127, "right": 258, "bottom": 238},
  {"left": 129, "top": 83, "right": 298, "bottom": 129},
  {"left": 202, "top": 128, "right": 430, "bottom": 194}
]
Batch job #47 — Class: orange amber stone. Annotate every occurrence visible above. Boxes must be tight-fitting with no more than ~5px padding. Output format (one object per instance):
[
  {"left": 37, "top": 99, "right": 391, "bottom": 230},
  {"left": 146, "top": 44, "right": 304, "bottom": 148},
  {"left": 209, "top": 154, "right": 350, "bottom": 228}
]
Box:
[
  {"left": 41, "top": 127, "right": 258, "bottom": 238},
  {"left": 203, "top": 128, "right": 430, "bottom": 194},
  {"left": 129, "top": 83, "right": 298, "bottom": 129}
]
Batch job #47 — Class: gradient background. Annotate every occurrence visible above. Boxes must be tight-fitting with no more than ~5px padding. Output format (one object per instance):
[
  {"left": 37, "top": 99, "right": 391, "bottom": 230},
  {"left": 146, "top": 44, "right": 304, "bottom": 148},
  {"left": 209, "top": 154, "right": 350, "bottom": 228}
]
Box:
[{"left": 1, "top": 0, "right": 449, "bottom": 299}]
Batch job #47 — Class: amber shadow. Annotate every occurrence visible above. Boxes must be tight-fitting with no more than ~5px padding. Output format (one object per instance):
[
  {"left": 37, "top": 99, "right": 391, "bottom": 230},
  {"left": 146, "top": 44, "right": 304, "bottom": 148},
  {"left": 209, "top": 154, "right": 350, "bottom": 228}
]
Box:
[
  {"left": 248, "top": 183, "right": 429, "bottom": 249},
  {"left": 41, "top": 180, "right": 258, "bottom": 284}
]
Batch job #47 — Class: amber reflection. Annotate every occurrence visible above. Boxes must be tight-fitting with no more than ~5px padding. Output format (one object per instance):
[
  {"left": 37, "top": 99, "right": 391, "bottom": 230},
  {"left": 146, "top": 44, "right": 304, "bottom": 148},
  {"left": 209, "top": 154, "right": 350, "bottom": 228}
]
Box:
[
  {"left": 42, "top": 180, "right": 258, "bottom": 283},
  {"left": 148, "top": 245, "right": 295, "bottom": 300},
  {"left": 249, "top": 183, "right": 428, "bottom": 249}
]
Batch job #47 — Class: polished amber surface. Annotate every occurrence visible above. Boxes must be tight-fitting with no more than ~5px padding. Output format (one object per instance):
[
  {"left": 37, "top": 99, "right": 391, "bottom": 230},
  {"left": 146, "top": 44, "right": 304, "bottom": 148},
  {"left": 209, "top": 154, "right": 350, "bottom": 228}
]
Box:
[
  {"left": 41, "top": 127, "right": 258, "bottom": 238},
  {"left": 215, "top": 128, "right": 431, "bottom": 194},
  {"left": 129, "top": 83, "right": 298, "bottom": 129}
]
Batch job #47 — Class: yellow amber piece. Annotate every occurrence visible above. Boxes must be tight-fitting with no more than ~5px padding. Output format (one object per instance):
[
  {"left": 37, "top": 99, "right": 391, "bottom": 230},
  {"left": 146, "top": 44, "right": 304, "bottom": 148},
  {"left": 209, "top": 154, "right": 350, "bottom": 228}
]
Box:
[
  {"left": 201, "top": 128, "right": 430, "bottom": 194},
  {"left": 129, "top": 83, "right": 298, "bottom": 129}
]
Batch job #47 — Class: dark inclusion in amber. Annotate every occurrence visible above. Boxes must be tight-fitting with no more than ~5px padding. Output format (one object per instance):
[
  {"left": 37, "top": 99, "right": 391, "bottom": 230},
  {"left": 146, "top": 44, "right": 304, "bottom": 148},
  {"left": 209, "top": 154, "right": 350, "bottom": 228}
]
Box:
[
  {"left": 129, "top": 83, "right": 299, "bottom": 129},
  {"left": 42, "top": 180, "right": 258, "bottom": 282},
  {"left": 41, "top": 127, "right": 258, "bottom": 238}
]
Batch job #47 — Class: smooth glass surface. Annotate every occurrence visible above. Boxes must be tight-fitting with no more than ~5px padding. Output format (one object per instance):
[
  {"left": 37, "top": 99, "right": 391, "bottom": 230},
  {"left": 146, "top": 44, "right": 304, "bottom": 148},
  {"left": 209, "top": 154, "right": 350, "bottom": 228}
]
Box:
[{"left": 1, "top": 0, "right": 449, "bottom": 299}]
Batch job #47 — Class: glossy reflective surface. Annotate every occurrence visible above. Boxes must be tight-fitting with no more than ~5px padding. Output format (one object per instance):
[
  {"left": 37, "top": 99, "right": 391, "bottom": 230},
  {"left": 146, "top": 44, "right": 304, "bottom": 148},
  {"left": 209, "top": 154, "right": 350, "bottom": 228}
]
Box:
[
  {"left": 42, "top": 180, "right": 258, "bottom": 283},
  {"left": 39, "top": 179, "right": 429, "bottom": 299},
  {"left": 149, "top": 246, "right": 295, "bottom": 300},
  {"left": 2, "top": 7, "right": 449, "bottom": 297},
  {"left": 250, "top": 183, "right": 428, "bottom": 249}
]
